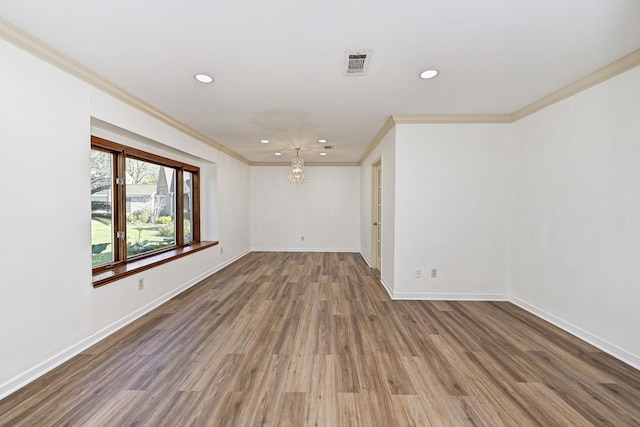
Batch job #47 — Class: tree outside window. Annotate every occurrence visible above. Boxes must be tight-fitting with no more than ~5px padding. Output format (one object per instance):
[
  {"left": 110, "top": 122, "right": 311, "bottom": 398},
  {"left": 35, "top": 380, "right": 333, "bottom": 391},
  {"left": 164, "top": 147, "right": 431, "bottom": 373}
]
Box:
[{"left": 91, "top": 136, "right": 200, "bottom": 272}]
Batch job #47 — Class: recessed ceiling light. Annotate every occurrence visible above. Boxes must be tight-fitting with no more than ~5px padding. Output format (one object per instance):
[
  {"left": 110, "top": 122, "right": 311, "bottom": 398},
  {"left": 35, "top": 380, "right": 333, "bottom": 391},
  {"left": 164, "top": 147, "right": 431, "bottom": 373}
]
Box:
[
  {"left": 320, "top": 152, "right": 327, "bottom": 156},
  {"left": 318, "top": 139, "right": 327, "bottom": 143},
  {"left": 260, "top": 139, "right": 270, "bottom": 144},
  {"left": 194, "top": 73, "right": 214, "bottom": 83},
  {"left": 274, "top": 152, "right": 282, "bottom": 156},
  {"left": 419, "top": 69, "right": 439, "bottom": 80}
]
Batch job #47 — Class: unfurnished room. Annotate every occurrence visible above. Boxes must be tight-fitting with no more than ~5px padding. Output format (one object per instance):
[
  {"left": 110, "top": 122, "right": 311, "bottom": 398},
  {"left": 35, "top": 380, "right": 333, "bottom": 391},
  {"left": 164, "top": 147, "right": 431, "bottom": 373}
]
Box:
[{"left": 1, "top": 1, "right": 640, "bottom": 425}]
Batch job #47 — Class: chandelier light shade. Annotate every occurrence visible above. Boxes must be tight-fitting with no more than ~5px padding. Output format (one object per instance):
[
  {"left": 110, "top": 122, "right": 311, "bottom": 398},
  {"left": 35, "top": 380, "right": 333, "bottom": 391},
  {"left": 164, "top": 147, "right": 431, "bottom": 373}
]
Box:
[{"left": 286, "top": 148, "right": 309, "bottom": 183}]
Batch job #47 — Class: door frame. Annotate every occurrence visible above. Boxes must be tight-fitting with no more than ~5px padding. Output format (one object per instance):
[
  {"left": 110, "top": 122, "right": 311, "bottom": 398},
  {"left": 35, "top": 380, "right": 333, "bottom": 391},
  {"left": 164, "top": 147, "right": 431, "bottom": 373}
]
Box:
[{"left": 371, "top": 157, "right": 382, "bottom": 270}]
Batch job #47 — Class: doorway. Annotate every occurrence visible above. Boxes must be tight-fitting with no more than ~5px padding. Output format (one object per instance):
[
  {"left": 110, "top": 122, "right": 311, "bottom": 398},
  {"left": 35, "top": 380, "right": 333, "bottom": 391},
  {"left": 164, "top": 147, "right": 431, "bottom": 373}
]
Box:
[{"left": 371, "top": 158, "right": 382, "bottom": 270}]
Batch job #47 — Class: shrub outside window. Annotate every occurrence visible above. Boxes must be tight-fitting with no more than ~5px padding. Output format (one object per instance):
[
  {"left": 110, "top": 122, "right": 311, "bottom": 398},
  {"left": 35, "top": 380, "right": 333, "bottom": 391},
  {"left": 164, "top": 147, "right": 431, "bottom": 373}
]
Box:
[
  {"left": 91, "top": 149, "right": 115, "bottom": 267},
  {"left": 91, "top": 136, "right": 200, "bottom": 272}
]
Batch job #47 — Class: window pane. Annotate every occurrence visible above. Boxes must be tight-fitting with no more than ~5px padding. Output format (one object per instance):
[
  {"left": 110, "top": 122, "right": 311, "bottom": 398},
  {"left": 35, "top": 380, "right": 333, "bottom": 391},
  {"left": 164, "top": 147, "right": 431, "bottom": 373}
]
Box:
[
  {"left": 126, "top": 158, "right": 176, "bottom": 257},
  {"left": 91, "top": 149, "right": 114, "bottom": 267},
  {"left": 183, "top": 171, "right": 193, "bottom": 244}
]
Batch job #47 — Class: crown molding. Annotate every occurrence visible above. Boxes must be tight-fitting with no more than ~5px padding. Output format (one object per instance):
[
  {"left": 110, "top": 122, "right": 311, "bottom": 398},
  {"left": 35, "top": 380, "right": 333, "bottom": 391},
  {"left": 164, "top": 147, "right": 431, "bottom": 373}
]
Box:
[
  {"left": 358, "top": 116, "right": 396, "bottom": 165},
  {"left": 0, "top": 18, "right": 251, "bottom": 165},
  {"left": 250, "top": 162, "right": 292, "bottom": 167},
  {"left": 361, "top": 48, "right": 640, "bottom": 165},
  {"left": 392, "top": 114, "right": 512, "bottom": 124},
  {"left": 250, "top": 162, "right": 360, "bottom": 167},
  {"left": 306, "top": 162, "right": 360, "bottom": 166},
  {"left": 511, "top": 48, "right": 640, "bottom": 121},
  {"left": 358, "top": 114, "right": 510, "bottom": 164},
  {"left": 3, "top": 18, "right": 638, "bottom": 168}
]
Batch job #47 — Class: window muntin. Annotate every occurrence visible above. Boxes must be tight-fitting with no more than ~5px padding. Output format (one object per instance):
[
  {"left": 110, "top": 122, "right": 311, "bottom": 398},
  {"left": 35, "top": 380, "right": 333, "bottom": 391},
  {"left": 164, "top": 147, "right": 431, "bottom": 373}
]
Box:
[{"left": 91, "top": 136, "right": 200, "bottom": 273}]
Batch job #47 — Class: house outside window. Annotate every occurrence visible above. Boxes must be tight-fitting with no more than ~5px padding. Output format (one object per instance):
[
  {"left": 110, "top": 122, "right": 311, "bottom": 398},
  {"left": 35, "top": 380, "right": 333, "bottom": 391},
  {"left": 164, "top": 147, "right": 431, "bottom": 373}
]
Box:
[{"left": 91, "top": 136, "right": 201, "bottom": 272}]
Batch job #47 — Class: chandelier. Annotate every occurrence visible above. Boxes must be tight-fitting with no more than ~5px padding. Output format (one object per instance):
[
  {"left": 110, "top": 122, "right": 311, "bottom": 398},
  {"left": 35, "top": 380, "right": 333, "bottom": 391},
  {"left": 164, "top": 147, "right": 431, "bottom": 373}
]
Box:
[{"left": 286, "top": 148, "right": 309, "bottom": 183}]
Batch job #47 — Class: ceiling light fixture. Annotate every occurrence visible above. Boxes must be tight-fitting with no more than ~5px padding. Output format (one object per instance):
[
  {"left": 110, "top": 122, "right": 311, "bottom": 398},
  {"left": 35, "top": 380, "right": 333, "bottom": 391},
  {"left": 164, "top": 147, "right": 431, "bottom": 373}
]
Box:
[
  {"left": 318, "top": 139, "right": 327, "bottom": 143},
  {"left": 286, "top": 148, "right": 308, "bottom": 184},
  {"left": 274, "top": 152, "right": 282, "bottom": 156},
  {"left": 320, "top": 152, "right": 327, "bottom": 156},
  {"left": 260, "top": 139, "right": 270, "bottom": 144},
  {"left": 419, "top": 69, "right": 439, "bottom": 79},
  {"left": 194, "top": 73, "right": 214, "bottom": 83}
]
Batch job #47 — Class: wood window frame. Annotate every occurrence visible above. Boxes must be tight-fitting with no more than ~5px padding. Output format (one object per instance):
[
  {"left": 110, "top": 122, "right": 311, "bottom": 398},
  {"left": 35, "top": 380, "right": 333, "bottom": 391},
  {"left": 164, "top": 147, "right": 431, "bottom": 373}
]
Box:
[{"left": 91, "top": 136, "right": 217, "bottom": 287}]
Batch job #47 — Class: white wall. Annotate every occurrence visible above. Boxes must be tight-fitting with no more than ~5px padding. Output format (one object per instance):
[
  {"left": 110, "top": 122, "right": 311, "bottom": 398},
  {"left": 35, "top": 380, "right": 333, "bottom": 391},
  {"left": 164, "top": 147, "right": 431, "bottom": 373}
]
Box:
[
  {"left": 510, "top": 66, "right": 640, "bottom": 367},
  {"left": 360, "top": 130, "right": 396, "bottom": 294},
  {"left": 250, "top": 166, "right": 359, "bottom": 251},
  {"left": 0, "top": 38, "right": 251, "bottom": 398},
  {"left": 393, "top": 124, "right": 512, "bottom": 299},
  {"left": 3, "top": 27, "right": 640, "bottom": 399}
]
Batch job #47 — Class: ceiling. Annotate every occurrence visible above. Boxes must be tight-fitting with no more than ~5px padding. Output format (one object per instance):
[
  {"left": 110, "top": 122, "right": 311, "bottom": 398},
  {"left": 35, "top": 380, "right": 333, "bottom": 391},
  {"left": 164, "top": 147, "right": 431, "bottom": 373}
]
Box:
[{"left": 1, "top": 0, "right": 639, "bottom": 163}]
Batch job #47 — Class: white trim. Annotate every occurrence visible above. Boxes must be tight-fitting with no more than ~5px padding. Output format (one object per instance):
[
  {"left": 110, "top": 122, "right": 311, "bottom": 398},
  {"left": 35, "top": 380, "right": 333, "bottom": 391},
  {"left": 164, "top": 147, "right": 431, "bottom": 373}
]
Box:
[
  {"left": 509, "top": 296, "right": 640, "bottom": 371},
  {"left": 250, "top": 247, "right": 360, "bottom": 253},
  {"left": 379, "top": 276, "right": 394, "bottom": 299},
  {"left": 358, "top": 50, "right": 640, "bottom": 166},
  {"left": 4, "top": 248, "right": 639, "bottom": 398},
  {"left": 359, "top": 251, "right": 373, "bottom": 267},
  {"left": 392, "top": 292, "right": 509, "bottom": 301},
  {"left": 0, "top": 18, "right": 249, "bottom": 165},
  {"left": 393, "top": 114, "right": 512, "bottom": 124},
  {"left": 0, "top": 249, "right": 249, "bottom": 400},
  {"left": 511, "top": 48, "right": 640, "bottom": 121},
  {"left": 249, "top": 162, "right": 359, "bottom": 167}
]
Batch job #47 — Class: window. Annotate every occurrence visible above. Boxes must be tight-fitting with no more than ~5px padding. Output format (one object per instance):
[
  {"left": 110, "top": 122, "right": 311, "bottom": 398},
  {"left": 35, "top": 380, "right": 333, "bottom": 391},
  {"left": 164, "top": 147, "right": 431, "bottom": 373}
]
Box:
[
  {"left": 91, "top": 136, "right": 208, "bottom": 284},
  {"left": 91, "top": 148, "right": 115, "bottom": 267},
  {"left": 183, "top": 170, "right": 194, "bottom": 244},
  {"left": 125, "top": 158, "right": 177, "bottom": 258}
]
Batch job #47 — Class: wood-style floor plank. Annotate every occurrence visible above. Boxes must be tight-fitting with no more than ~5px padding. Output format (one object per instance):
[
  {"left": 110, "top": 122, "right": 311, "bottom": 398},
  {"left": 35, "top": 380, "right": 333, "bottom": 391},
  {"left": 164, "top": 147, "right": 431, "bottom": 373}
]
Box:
[{"left": 1, "top": 251, "right": 639, "bottom": 426}]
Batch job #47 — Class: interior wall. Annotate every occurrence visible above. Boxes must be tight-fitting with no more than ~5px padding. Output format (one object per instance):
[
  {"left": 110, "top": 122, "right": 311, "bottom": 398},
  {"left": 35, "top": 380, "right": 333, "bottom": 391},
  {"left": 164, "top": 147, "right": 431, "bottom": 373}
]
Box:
[
  {"left": 510, "top": 66, "right": 640, "bottom": 367},
  {"left": 393, "top": 124, "right": 512, "bottom": 299},
  {"left": 360, "top": 130, "right": 396, "bottom": 294},
  {"left": 250, "top": 166, "right": 360, "bottom": 251},
  {"left": 3, "top": 24, "right": 639, "bottom": 399},
  {"left": 0, "top": 38, "right": 251, "bottom": 398},
  {"left": 1, "top": 38, "right": 92, "bottom": 396}
]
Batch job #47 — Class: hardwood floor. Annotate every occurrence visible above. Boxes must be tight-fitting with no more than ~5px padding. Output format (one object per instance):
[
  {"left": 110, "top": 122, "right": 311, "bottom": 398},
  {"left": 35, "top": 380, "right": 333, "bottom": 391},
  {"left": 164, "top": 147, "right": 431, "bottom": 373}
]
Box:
[{"left": 1, "top": 252, "right": 639, "bottom": 426}]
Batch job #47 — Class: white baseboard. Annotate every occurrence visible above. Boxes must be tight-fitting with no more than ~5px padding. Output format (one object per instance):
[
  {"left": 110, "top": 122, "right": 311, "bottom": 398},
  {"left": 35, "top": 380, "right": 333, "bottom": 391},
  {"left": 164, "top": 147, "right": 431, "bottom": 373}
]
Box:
[
  {"left": 380, "top": 276, "right": 394, "bottom": 299},
  {"left": 392, "top": 292, "right": 509, "bottom": 301},
  {"left": 5, "top": 249, "right": 638, "bottom": 399},
  {"left": 0, "top": 249, "right": 250, "bottom": 400},
  {"left": 359, "top": 251, "right": 373, "bottom": 267},
  {"left": 251, "top": 247, "right": 360, "bottom": 253},
  {"left": 509, "top": 296, "right": 640, "bottom": 371}
]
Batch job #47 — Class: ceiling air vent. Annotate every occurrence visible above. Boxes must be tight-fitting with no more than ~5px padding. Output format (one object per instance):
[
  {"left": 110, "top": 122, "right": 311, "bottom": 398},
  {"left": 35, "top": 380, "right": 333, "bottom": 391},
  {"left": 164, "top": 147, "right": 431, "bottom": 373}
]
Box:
[
  {"left": 324, "top": 145, "right": 333, "bottom": 150},
  {"left": 343, "top": 50, "right": 372, "bottom": 76}
]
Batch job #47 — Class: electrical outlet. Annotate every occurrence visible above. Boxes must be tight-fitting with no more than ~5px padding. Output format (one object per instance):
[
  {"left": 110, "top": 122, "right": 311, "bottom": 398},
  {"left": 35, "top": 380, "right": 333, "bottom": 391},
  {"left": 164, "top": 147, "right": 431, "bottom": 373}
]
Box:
[
  {"left": 415, "top": 269, "right": 422, "bottom": 278},
  {"left": 431, "top": 269, "right": 437, "bottom": 278},
  {"left": 220, "top": 245, "right": 223, "bottom": 254},
  {"left": 138, "top": 278, "right": 144, "bottom": 290},
  {"left": 301, "top": 236, "right": 304, "bottom": 241}
]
